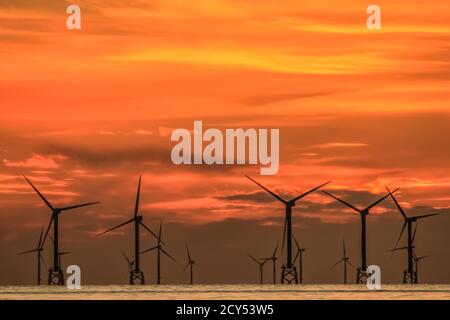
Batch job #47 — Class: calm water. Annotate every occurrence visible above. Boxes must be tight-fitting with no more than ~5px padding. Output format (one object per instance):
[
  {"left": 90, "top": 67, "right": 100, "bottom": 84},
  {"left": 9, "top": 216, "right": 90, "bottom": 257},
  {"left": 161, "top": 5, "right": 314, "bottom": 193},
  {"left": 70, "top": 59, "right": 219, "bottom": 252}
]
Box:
[{"left": 0, "top": 284, "right": 449, "bottom": 300}]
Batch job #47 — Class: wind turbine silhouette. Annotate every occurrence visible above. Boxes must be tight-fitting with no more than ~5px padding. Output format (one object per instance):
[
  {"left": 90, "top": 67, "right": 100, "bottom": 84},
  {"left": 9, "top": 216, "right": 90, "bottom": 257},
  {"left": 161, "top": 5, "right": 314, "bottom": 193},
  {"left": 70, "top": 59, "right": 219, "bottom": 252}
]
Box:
[
  {"left": 121, "top": 251, "right": 135, "bottom": 276},
  {"left": 260, "top": 242, "right": 278, "bottom": 284},
  {"left": 184, "top": 244, "right": 197, "bottom": 285},
  {"left": 246, "top": 175, "right": 330, "bottom": 284},
  {"left": 97, "top": 175, "right": 158, "bottom": 285},
  {"left": 293, "top": 237, "right": 307, "bottom": 284},
  {"left": 386, "top": 186, "right": 438, "bottom": 284},
  {"left": 331, "top": 239, "right": 354, "bottom": 284},
  {"left": 24, "top": 175, "right": 99, "bottom": 285},
  {"left": 248, "top": 254, "right": 268, "bottom": 284},
  {"left": 141, "top": 221, "right": 176, "bottom": 284},
  {"left": 322, "top": 188, "right": 397, "bottom": 283},
  {"left": 18, "top": 227, "right": 45, "bottom": 285},
  {"left": 414, "top": 253, "right": 430, "bottom": 284}
]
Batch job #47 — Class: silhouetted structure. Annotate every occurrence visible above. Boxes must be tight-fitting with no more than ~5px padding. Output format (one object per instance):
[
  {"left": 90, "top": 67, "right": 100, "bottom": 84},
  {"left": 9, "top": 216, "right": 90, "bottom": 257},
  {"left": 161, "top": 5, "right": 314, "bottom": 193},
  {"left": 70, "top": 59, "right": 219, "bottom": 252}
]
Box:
[
  {"left": 293, "top": 237, "right": 307, "bottom": 284},
  {"left": 184, "top": 244, "right": 197, "bottom": 285},
  {"left": 248, "top": 254, "right": 268, "bottom": 284},
  {"left": 97, "top": 175, "right": 158, "bottom": 285},
  {"left": 387, "top": 186, "right": 438, "bottom": 284},
  {"left": 19, "top": 227, "right": 45, "bottom": 285},
  {"left": 331, "top": 239, "right": 354, "bottom": 284},
  {"left": 247, "top": 176, "right": 330, "bottom": 284},
  {"left": 121, "top": 251, "right": 135, "bottom": 277},
  {"left": 322, "top": 188, "right": 397, "bottom": 283},
  {"left": 24, "top": 176, "right": 99, "bottom": 285},
  {"left": 141, "top": 221, "right": 176, "bottom": 284},
  {"left": 261, "top": 242, "right": 278, "bottom": 284}
]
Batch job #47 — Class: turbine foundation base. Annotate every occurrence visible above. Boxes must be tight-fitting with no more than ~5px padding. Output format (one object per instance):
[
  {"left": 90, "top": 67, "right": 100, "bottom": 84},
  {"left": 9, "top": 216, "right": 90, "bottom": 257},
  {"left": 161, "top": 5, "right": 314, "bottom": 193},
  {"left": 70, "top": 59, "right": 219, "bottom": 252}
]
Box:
[
  {"left": 130, "top": 270, "right": 145, "bottom": 285},
  {"left": 281, "top": 265, "right": 298, "bottom": 284},
  {"left": 48, "top": 268, "right": 64, "bottom": 286}
]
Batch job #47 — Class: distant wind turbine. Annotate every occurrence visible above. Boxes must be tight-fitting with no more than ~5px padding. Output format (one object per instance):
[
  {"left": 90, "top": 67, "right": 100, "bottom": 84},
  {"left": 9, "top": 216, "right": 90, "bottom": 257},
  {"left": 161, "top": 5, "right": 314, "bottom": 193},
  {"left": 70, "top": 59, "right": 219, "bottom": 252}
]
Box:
[
  {"left": 184, "top": 244, "right": 197, "bottom": 285},
  {"left": 18, "top": 227, "right": 45, "bottom": 285},
  {"left": 141, "top": 221, "right": 176, "bottom": 285},
  {"left": 248, "top": 254, "right": 268, "bottom": 284},
  {"left": 97, "top": 175, "right": 159, "bottom": 285},
  {"left": 246, "top": 175, "right": 330, "bottom": 284},
  {"left": 331, "top": 239, "right": 354, "bottom": 284},
  {"left": 24, "top": 175, "right": 99, "bottom": 285},
  {"left": 322, "top": 187, "right": 397, "bottom": 283}
]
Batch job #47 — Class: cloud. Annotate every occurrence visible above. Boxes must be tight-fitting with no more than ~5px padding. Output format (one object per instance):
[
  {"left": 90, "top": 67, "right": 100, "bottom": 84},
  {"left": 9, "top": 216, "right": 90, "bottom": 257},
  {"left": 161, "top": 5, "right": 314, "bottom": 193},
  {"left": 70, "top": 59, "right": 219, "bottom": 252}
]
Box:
[
  {"left": 316, "top": 142, "right": 368, "bottom": 149},
  {"left": 2, "top": 153, "right": 67, "bottom": 169}
]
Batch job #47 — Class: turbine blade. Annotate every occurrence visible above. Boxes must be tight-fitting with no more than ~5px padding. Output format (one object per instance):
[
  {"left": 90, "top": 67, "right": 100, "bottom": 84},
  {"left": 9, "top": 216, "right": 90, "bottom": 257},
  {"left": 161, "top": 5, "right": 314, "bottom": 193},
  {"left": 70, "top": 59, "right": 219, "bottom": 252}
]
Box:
[
  {"left": 141, "top": 246, "right": 158, "bottom": 254},
  {"left": 134, "top": 175, "right": 141, "bottom": 218},
  {"left": 183, "top": 262, "right": 190, "bottom": 271},
  {"left": 248, "top": 254, "right": 259, "bottom": 264},
  {"left": 38, "top": 226, "right": 44, "bottom": 248},
  {"left": 414, "top": 213, "right": 439, "bottom": 220},
  {"left": 245, "top": 175, "right": 286, "bottom": 204},
  {"left": 364, "top": 188, "right": 399, "bottom": 211},
  {"left": 60, "top": 202, "right": 100, "bottom": 212},
  {"left": 293, "top": 250, "right": 299, "bottom": 264},
  {"left": 293, "top": 236, "right": 300, "bottom": 251},
  {"left": 290, "top": 181, "right": 332, "bottom": 203},
  {"left": 331, "top": 258, "right": 344, "bottom": 269},
  {"left": 393, "top": 221, "right": 407, "bottom": 250},
  {"left": 321, "top": 190, "right": 361, "bottom": 213},
  {"left": 97, "top": 218, "right": 134, "bottom": 236},
  {"left": 186, "top": 244, "right": 191, "bottom": 261},
  {"left": 343, "top": 239, "right": 346, "bottom": 257},
  {"left": 386, "top": 186, "right": 407, "bottom": 218},
  {"left": 412, "top": 223, "right": 418, "bottom": 243},
  {"left": 23, "top": 175, "right": 54, "bottom": 210},
  {"left": 161, "top": 247, "right": 176, "bottom": 262},
  {"left": 139, "top": 222, "right": 161, "bottom": 242},
  {"left": 272, "top": 241, "right": 279, "bottom": 258},
  {"left": 41, "top": 215, "right": 54, "bottom": 248},
  {"left": 19, "top": 249, "right": 38, "bottom": 255},
  {"left": 281, "top": 216, "right": 287, "bottom": 252},
  {"left": 121, "top": 251, "right": 131, "bottom": 264},
  {"left": 347, "top": 260, "right": 355, "bottom": 268}
]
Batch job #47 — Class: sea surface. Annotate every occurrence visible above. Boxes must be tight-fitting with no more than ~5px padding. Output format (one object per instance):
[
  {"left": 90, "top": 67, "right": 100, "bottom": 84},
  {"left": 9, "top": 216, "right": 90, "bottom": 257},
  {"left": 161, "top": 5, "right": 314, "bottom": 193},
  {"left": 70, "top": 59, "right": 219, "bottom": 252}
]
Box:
[{"left": 0, "top": 284, "right": 449, "bottom": 300}]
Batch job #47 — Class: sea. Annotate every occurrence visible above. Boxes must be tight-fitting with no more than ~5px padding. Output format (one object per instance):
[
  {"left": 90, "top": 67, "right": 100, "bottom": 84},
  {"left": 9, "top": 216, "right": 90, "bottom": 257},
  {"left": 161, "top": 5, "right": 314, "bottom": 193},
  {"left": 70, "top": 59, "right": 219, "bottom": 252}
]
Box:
[{"left": 0, "top": 284, "right": 449, "bottom": 300}]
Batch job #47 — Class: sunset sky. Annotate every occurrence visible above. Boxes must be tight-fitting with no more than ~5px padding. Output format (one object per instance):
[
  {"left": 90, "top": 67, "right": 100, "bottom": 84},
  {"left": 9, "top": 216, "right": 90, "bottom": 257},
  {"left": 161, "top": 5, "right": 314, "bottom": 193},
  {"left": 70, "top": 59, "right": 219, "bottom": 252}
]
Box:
[{"left": 0, "top": 0, "right": 449, "bottom": 284}]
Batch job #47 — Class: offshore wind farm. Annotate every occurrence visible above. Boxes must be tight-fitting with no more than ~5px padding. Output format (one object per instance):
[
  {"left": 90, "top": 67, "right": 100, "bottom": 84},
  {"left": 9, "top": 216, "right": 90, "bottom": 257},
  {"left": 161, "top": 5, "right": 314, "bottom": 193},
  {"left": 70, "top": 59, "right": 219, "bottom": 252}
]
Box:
[{"left": 1, "top": 174, "right": 449, "bottom": 300}]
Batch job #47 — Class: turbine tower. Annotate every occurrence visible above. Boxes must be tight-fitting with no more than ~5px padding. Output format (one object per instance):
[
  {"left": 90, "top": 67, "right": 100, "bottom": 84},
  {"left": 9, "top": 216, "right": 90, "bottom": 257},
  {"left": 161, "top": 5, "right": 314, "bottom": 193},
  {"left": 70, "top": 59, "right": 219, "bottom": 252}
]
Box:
[
  {"left": 386, "top": 186, "right": 438, "bottom": 284},
  {"left": 18, "top": 227, "right": 45, "bottom": 285},
  {"left": 141, "top": 221, "right": 176, "bottom": 284},
  {"left": 331, "top": 239, "right": 354, "bottom": 284},
  {"left": 184, "top": 244, "right": 197, "bottom": 285},
  {"left": 293, "top": 237, "right": 307, "bottom": 284},
  {"left": 24, "top": 176, "right": 99, "bottom": 285},
  {"left": 322, "top": 187, "right": 397, "bottom": 283},
  {"left": 261, "top": 242, "right": 278, "bottom": 284},
  {"left": 97, "top": 175, "right": 158, "bottom": 285},
  {"left": 246, "top": 175, "right": 330, "bottom": 284},
  {"left": 248, "top": 254, "right": 268, "bottom": 284}
]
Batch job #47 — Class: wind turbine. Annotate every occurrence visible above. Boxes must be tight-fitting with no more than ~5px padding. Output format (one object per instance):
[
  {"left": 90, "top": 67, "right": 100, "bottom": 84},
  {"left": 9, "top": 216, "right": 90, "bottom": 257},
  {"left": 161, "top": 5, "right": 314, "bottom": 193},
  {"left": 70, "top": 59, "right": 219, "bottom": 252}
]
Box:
[
  {"left": 414, "top": 253, "right": 430, "bottom": 284},
  {"left": 386, "top": 186, "right": 438, "bottom": 284},
  {"left": 248, "top": 254, "right": 268, "bottom": 284},
  {"left": 331, "top": 239, "right": 354, "bottom": 284},
  {"left": 24, "top": 175, "right": 99, "bottom": 285},
  {"left": 18, "top": 227, "right": 45, "bottom": 285},
  {"left": 141, "top": 221, "right": 176, "bottom": 284},
  {"left": 184, "top": 244, "right": 197, "bottom": 285},
  {"left": 322, "top": 187, "right": 398, "bottom": 283},
  {"left": 121, "top": 251, "right": 135, "bottom": 276},
  {"left": 97, "top": 175, "right": 158, "bottom": 285},
  {"left": 293, "top": 237, "right": 307, "bottom": 284},
  {"left": 246, "top": 175, "right": 330, "bottom": 284},
  {"left": 260, "top": 242, "right": 278, "bottom": 284}
]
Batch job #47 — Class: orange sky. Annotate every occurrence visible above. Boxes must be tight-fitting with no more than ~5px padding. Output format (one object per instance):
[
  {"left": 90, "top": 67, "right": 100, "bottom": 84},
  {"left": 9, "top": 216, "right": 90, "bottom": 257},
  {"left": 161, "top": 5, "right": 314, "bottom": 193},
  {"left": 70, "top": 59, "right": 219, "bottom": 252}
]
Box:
[{"left": 0, "top": 0, "right": 449, "bottom": 284}]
